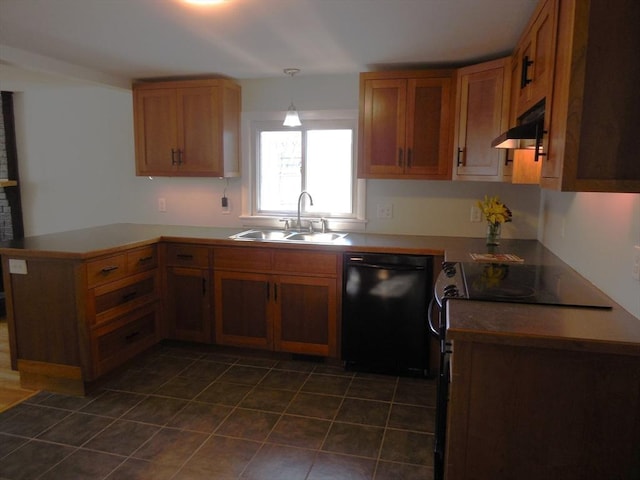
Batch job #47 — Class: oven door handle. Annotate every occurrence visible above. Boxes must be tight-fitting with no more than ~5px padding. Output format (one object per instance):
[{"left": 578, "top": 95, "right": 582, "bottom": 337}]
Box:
[{"left": 427, "top": 296, "right": 440, "bottom": 337}]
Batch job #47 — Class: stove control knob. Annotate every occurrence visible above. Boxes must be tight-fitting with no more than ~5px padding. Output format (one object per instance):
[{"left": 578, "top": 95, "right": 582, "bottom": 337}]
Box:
[{"left": 442, "top": 262, "right": 457, "bottom": 278}]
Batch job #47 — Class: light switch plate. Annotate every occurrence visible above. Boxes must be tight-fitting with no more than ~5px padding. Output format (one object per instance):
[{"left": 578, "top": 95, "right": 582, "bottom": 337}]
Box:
[
  {"left": 9, "top": 258, "right": 28, "bottom": 275},
  {"left": 633, "top": 245, "right": 640, "bottom": 281}
]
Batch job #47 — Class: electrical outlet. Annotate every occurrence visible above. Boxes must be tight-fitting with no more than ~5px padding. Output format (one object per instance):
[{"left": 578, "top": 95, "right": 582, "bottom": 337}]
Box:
[
  {"left": 633, "top": 245, "right": 640, "bottom": 281},
  {"left": 470, "top": 205, "right": 482, "bottom": 222},
  {"left": 158, "top": 197, "right": 166, "bottom": 212},
  {"left": 377, "top": 204, "right": 393, "bottom": 219}
]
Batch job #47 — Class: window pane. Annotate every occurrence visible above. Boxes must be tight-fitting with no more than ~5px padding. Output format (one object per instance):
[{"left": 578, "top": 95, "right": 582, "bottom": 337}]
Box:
[
  {"left": 259, "top": 131, "right": 302, "bottom": 211},
  {"left": 306, "top": 129, "right": 353, "bottom": 215}
]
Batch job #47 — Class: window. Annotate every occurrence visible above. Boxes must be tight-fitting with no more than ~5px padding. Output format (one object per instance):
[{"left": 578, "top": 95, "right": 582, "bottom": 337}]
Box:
[{"left": 249, "top": 114, "right": 363, "bottom": 227}]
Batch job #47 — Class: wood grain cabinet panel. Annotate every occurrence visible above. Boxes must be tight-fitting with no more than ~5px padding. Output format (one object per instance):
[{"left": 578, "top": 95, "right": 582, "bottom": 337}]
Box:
[
  {"left": 453, "top": 57, "right": 511, "bottom": 181},
  {"left": 358, "top": 70, "right": 455, "bottom": 180},
  {"left": 445, "top": 340, "right": 640, "bottom": 479},
  {"left": 512, "top": 0, "right": 557, "bottom": 117},
  {"left": 215, "top": 271, "right": 271, "bottom": 350},
  {"left": 163, "top": 243, "right": 213, "bottom": 343},
  {"left": 133, "top": 78, "right": 241, "bottom": 177},
  {"left": 213, "top": 246, "right": 339, "bottom": 357},
  {"left": 542, "top": 0, "right": 640, "bottom": 192}
]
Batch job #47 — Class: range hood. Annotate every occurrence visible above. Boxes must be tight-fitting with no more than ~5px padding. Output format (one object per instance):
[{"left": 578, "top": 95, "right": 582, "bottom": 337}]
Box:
[
  {"left": 492, "top": 100, "right": 545, "bottom": 149},
  {"left": 491, "top": 121, "right": 540, "bottom": 149}
]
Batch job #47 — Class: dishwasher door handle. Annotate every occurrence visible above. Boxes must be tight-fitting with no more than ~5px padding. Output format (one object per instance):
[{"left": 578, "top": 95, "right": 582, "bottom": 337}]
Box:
[{"left": 348, "top": 262, "right": 426, "bottom": 271}]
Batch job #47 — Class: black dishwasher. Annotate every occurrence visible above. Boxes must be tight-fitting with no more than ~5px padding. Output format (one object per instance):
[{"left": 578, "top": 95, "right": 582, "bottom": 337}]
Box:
[{"left": 342, "top": 253, "right": 432, "bottom": 377}]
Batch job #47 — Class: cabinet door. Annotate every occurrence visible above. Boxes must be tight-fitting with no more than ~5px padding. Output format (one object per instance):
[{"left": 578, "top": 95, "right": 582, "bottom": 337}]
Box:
[
  {"left": 165, "top": 266, "right": 212, "bottom": 343},
  {"left": 358, "top": 78, "right": 407, "bottom": 177},
  {"left": 515, "top": 0, "right": 556, "bottom": 115},
  {"left": 406, "top": 77, "right": 453, "bottom": 178},
  {"left": 214, "top": 271, "right": 271, "bottom": 350},
  {"left": 274, "top": 275, "right": 337, "bottom": 357},
  {"left": 134, "top": 88, "right": 178, "bottom": 175},
  {"left": 454, "top": 59, "right": 509, "bottom": 179},
  {"left": 176, "top": 86, "right": 221, "bottom": 176}
]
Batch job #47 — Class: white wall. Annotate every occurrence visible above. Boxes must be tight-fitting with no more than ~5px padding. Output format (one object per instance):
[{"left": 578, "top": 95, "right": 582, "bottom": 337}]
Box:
[
  {"left": 539, "top": 190, "right": 640, "bottom": 318},
  {"left": 2, "top": 66, "right": 241, "bottom": 235}
]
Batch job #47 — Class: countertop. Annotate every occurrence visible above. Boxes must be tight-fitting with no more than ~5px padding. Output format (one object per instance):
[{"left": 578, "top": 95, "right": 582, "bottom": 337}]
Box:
[{"left": 1, "top": 223, "right": 638, "bottom": 355}]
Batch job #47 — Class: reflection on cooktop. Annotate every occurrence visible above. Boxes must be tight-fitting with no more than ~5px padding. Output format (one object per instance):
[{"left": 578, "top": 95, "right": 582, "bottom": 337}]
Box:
[{"left": 461, "top": 262, "right": 612, "bottom": 309}]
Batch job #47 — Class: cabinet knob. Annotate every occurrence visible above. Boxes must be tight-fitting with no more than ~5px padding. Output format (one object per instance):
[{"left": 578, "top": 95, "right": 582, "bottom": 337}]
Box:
[{"left": 456, "top": 147, "right": 464, "bottom": 167}]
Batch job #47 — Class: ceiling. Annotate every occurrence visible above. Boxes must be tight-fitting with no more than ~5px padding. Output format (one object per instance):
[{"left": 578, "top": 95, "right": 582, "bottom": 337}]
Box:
[{"left": 0, "top": 0, "right": 538, "bottom": 85}]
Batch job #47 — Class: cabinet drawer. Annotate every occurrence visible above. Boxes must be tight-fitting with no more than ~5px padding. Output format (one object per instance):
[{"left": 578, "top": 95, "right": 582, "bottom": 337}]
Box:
[
  {"left": 86, "top": 254, "right": 127, "bottom": 287},
  {"left": 92, "top": 304, "right": 159, "bottom": 377},
  {"left": 166, "top": 244, "right": 210, "bottom": 268},
  {"left": 126, "top": 245, "right": 158, "bottom": 274},
  {"left": 93, "top": 271, "right": 158, "bottom": 320},
  {"left": 214, "top": 247, "right": 272, "bottom": 272},
  {"left": 273, "top": 250, "right": 338, "bottom": 276}
]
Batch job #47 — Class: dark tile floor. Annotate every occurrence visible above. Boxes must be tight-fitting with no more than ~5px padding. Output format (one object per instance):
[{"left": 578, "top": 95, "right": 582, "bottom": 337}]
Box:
[{"left": 0, "top": 342, "right": 436, "bottom": 479}]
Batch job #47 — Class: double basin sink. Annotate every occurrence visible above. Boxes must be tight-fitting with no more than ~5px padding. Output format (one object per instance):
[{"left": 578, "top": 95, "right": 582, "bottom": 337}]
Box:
[{"left": 230, "top": 229, "right": 348, "bottom": 244}]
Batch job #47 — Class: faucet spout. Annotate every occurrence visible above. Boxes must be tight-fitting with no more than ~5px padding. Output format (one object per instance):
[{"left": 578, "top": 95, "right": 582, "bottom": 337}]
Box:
[{"left": 297, "top": 191, "right": 314, "bottom": 231}]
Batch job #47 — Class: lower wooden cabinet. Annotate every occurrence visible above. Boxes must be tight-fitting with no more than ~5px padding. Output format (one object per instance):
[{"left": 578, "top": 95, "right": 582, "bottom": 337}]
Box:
[
  {"left": 215, "top": 271, "right": 271, "bottom": 349},
  {"left": 275, "top": 275, "right": 336, "bottom": 356},
  {"left": 92, "top": 303, "right": 160, "bottom": 378},
  {"left": 445, "top": 340, "right": 640, "bottom": 479},
  {"left": 214, "top": 246, "right": 339, "bottom": 357},
  {"left": 163, "top": 243, "right": 213, "bottom": 343}
]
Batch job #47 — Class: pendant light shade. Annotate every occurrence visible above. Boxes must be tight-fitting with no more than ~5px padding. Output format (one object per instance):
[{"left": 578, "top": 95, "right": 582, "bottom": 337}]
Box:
[
  {"left": 283, "top": 102, "right": 301, "bottom": 127},
  {"left": 283, "top": 68, "right": 302, "bottom": 127}
]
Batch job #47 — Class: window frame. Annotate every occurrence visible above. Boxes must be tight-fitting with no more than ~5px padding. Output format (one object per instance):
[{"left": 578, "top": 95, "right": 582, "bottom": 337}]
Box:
[{"left": 240, "top": 109, "right": 366, "bottom": 232}]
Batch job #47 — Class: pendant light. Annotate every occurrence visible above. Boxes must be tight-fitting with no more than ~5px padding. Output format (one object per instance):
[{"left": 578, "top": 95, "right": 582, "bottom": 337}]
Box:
[{"left": 283, "top": 68, "right": 302, "bottom": 127}]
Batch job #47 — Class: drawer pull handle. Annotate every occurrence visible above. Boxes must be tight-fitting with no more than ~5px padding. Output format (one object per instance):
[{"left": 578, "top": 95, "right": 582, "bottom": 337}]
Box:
[
  {"left": 176, "top": 254, "right": 194, "bottom": 260},
  {"left": 101, "top": 265, "right": 119, "bottom": 273},
  {"left": 125, "top": 331, "right": 140, "bottom": 343},
  {"left": 138, "top": 256, "right": 153, "bottom": 263},
  {"left": 122, "top": 291, "right": 137, "bottom": 302}
]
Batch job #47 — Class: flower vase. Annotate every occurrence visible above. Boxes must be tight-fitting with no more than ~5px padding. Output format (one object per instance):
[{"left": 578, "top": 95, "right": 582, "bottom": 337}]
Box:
[{"left": 486, "top": 222, "right": 502, "bottom": 246}]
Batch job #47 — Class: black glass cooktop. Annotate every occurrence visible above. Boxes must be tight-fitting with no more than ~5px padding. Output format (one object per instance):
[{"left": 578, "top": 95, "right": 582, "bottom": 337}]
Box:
[{"left": 460, "top": 262, "right": 612, "bottom": 309}]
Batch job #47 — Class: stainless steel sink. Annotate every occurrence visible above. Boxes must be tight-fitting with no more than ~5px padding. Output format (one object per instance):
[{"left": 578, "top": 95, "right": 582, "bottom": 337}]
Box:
[
  {"left": 230, "top": 230, "right": 290, "bottom": 241},
  {"left": 284, "top": 232, "right": 348, "bottom": 242},
  {"left": 230, "top": 229, "right": 347, "bottom": 243}
]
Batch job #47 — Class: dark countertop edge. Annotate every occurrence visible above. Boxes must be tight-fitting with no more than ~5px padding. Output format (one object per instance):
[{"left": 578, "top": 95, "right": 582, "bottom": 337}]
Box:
[{"left": 446, "top": 299, "right": 640, "bottom": 355}]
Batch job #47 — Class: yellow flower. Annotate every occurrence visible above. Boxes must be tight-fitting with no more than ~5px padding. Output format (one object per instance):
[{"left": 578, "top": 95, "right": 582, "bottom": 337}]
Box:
[{"left": 477, "top": 195, "right": 512, "bottom": 225}]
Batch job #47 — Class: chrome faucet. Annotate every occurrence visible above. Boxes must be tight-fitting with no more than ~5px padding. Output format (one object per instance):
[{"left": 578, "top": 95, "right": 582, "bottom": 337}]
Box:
[{"left": 297, "top": 191, "right": 313, "bottom": 231}]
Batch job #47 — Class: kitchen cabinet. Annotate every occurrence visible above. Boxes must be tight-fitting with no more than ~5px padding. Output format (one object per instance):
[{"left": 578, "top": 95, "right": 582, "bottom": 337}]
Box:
[
  {"left": 133, "top": 78, "right": 241, "bottom": 177},
  {"left": 512, "top": 0, "right": 557, "bottom": 118},
  {"left": 163, "top": 243, "right": 213, "bottom": 343},
  {"left": 541, "top": 0, "right": 640, "bottom": 192},
  {"left": 213, "top": 246, "right": 338, "bottom": 357},
  {"left": 86, "top": 246, "right": 161, "bottom": 381},
  {"left": 357, "top": 70, "right": 455, "bottom": 180},
  {"left": 445, "top": 339, "right": 640, "bottom": 479},
  {"left": 2, "top": 244, "right": 160, "bottom": 395},
  {"left": 452, "top": 58, "right": 511, "bottom": 181}
]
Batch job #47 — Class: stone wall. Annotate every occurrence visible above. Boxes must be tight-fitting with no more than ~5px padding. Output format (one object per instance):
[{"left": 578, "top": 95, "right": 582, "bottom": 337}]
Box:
[{"left": 0, "top": 96, "right": 13, "bottom": 241}]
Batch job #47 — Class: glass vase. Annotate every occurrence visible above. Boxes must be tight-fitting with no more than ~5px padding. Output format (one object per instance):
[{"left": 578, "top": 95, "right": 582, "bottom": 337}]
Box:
[{"left": 486, "top": 222, "right": 502, "bottom": 246}]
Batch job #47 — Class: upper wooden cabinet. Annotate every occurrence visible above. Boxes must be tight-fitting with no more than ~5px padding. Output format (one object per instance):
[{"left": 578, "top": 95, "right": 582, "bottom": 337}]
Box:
[
  {"left": 133, "top": 78, "right": 241, "bottom": 177},
  {"left": 512, "top": 0, "right": 557, "bottom": 118},
  {"left": 453, "top": 58, "right": 511, "bottom": 181},
  {"left": 542, "top": 0, "right": 640, "bottom": 192},
  {"left": 358, "top": 70, "right": 455, "bottom": 180}
]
